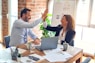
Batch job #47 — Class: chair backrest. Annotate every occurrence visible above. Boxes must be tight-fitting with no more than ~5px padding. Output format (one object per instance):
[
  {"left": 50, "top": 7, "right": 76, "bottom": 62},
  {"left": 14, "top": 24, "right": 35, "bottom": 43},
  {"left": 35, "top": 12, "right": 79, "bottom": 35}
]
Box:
[
  {"left": 82, "top": 57, "right": 91, "bottom": 63},
  {"left": 4, "top": 36, "right": 10, "bottom": 48}
]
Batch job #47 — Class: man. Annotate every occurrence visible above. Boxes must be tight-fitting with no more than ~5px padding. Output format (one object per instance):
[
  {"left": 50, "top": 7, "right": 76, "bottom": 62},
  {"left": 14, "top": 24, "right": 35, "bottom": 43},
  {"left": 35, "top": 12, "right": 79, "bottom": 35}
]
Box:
[{"left": 9, "top": 8, "right": 48, "bottom": 46}]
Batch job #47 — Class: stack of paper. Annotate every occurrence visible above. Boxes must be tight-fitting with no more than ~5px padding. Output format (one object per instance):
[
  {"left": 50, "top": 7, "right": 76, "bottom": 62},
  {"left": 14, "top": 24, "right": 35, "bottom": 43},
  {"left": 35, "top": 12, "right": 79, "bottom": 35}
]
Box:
[
  {"left": 43, "top": 48, "right": 61, "bottom": 55},
  {"left": 44, "top": 49, "right": 72, "bottom": 62}
]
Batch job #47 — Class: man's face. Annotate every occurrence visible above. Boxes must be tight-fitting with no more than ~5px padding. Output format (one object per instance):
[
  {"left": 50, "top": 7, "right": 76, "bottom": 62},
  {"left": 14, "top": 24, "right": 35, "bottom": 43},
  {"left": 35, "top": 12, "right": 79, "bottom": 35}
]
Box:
[{"left": 23, "top": 11, "right": 31, "bottom": 22}]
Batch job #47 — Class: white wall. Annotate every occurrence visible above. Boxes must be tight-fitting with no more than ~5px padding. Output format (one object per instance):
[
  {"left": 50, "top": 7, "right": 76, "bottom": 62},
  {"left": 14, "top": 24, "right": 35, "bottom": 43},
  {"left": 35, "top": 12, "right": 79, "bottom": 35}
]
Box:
[{"left": 51, "top": 0, "right": 76, "bottom": 26}]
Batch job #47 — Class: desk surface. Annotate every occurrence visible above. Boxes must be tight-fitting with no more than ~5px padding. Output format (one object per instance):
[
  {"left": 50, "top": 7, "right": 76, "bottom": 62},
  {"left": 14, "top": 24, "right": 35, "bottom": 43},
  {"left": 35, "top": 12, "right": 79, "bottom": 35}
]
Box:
[
  {"left": 21, "top": 45, "right": 83, "bottom": 63},
  {"left": 0, "top": 43, "right": 83, "bottom": 63},
  {"left": 37, "top": 46, "right": 83, "bottom": 63}
]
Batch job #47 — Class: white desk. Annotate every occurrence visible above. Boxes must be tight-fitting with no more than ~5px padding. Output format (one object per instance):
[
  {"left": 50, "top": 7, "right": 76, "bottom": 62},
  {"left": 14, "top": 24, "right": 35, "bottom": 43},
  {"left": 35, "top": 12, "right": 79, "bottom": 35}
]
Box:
[{"left": 0, "top": 45, "right": 83, "bottom": 63}]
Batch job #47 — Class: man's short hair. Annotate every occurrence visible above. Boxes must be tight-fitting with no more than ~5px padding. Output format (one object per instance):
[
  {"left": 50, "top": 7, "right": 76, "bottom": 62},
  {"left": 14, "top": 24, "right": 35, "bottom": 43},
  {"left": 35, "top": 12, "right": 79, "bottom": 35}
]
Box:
[{"left": 20, "top": 8, "right": 31, "bottom": 17}]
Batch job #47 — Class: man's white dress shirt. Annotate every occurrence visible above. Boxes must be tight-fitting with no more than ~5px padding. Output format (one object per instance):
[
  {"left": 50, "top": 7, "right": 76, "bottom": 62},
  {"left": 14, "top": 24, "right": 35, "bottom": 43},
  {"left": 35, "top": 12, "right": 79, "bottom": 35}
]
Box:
[{"left": 9, "top": 18, "right": 42, "bottom": 46}]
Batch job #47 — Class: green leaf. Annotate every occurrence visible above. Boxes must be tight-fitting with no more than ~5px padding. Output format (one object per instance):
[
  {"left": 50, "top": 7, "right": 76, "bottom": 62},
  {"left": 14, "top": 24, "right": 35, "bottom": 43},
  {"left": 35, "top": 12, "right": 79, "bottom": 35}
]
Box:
[
  {"left": 40, "top": 13, "right": 56, "bottom": 38},
  {"left": 47, "top": 14, "right": 52, "bottom": 16}
]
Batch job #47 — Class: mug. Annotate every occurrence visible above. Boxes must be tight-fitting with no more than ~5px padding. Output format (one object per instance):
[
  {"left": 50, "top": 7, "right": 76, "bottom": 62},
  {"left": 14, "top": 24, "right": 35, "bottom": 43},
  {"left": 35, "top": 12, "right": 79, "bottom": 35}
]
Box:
[{"left": 63, "top": 42, "right": 68, "bottom": 51}]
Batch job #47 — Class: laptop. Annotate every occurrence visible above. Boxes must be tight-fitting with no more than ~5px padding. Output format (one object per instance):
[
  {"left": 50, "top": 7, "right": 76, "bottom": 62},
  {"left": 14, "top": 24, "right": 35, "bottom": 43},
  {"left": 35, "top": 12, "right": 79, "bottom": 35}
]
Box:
[{"left": 36, "top": 37, "right": 58, "bottom": 50}]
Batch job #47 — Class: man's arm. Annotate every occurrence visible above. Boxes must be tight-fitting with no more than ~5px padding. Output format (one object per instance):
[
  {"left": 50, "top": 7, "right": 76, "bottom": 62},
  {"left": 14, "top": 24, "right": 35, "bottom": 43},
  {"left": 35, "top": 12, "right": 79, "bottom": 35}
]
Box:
[
  {"left": 28, "top": 29, "right": 37, "bottom": 40},
  {"left": 28, "top": 29, "right": 40, "bottom": 45},
  {"left": 15, "top": 9, "right": 48, "bottom": 28},
  {"left": 15, "top": 18, "right": 42, "bottom": 28}
]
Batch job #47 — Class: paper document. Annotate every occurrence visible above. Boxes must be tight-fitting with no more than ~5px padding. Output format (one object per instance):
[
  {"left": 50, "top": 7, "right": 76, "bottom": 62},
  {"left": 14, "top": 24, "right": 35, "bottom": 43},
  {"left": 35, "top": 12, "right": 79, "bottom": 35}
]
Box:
[
  {"left": 44, "top": 51, "right": 72, "bottom": 62},
  {"left": 43, "top": 48, "right": 61, "bottom": 55},
  {"left": 43, "top": 44, "right": 63, "bottom": 55}
]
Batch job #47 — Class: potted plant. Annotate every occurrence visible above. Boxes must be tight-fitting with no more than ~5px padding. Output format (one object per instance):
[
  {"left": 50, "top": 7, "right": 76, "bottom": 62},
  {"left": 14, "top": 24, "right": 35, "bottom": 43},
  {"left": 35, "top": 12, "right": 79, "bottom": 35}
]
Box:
[{"left": 40, "top": 14, "right": 55, "bottom": 38}]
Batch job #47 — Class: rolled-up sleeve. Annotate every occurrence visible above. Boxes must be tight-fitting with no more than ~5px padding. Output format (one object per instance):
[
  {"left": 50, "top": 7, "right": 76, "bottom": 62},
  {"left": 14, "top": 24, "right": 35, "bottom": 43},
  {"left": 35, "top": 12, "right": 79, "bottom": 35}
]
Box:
[
  {"left": 15, "top": 18, "right": 42, "bottom": 28},
  {"left": 28, "top": 29, "right": 37, "bottom": 40}
]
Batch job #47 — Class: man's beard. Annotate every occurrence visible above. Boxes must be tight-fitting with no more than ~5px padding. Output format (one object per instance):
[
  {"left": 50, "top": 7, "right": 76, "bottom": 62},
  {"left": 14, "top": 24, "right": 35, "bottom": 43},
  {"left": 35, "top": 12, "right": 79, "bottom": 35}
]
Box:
[
  {"left": 24, "top": 18, "right": 28, "bottom": 22},
  {"left": 25, "top": 20, "right": 28, "bottom": 22},
  {"left": 25, "top": 17, "right": 31, "bottom": 22}
]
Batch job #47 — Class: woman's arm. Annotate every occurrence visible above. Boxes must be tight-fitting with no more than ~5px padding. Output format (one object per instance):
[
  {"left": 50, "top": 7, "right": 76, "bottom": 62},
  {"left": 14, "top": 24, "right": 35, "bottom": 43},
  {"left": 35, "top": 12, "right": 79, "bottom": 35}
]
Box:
[
  {"left": 45, "top": 25, "right": 60, "bottom": 31},
  {"left": 43, "top": 22, "right": 62, "bottom": 32}
]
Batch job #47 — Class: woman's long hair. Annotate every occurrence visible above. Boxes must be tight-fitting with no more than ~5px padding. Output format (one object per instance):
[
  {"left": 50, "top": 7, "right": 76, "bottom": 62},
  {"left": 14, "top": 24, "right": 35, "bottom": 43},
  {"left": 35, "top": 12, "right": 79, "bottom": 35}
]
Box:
[{"left": 64, "top": 15, "right": 75, "bottom": 31}]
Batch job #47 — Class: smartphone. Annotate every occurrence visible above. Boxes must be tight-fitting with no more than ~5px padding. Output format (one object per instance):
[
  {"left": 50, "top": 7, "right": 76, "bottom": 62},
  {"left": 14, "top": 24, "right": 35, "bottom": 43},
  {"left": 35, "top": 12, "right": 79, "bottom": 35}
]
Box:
[{"left": 28, "top": 56, "right": 40, "bottom": 61}]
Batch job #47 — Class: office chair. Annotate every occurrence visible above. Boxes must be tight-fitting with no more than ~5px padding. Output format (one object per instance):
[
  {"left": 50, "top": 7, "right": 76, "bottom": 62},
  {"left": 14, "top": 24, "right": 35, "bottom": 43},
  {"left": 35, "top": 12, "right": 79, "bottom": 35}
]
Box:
[
  {"left": 4, "top": 36, "right": 10, "bottom": 48},
  {"left": 82, "top": 57, "right": 91, "bottom": 63}
]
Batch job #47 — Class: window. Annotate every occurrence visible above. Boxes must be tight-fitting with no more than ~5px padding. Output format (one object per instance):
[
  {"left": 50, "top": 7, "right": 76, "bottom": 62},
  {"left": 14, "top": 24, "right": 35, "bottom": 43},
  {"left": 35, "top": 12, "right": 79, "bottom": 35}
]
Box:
[
  {"left": 91, "top": 0, "right": 95, "bottom": 25},
  {"left": 48, "top": 0, "right": 54, "bottom": 22},
  {"left": 75, "top": 0, "right": 95, "bottom": 40},
  {"left": 8, "top": 0, "right": 18, "bottom": 34},
  {"left": 48, "top": 0, "right": 54, "bottom": 14},
  {"left": 76, "top": 0, "right": 90, "bottom": 26},
  {"left": 0, "top": 0, "right": 2, "bottom": 41}
]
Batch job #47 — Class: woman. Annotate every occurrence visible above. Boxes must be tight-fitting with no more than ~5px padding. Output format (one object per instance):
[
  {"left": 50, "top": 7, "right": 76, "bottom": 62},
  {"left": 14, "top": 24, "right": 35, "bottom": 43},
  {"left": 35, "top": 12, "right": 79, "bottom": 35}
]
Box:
[{"left": 43, "top": 15, "right": 76, "bottom": 46}]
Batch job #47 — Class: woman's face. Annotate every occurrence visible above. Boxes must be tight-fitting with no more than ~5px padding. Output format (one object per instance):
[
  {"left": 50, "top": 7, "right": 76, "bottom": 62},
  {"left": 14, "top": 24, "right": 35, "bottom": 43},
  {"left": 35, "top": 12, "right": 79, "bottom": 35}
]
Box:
[{"left": 61, "top": 16, "right": 68, "bottom": 26}]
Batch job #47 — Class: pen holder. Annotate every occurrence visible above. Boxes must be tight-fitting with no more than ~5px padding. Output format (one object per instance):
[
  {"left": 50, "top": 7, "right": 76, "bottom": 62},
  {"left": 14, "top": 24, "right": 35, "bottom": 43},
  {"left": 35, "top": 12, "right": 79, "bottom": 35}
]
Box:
[
  {"left": 11, "top": 48, "right": 18, "bottom": 61},
  {"left": 63, "top": 42, "right": 68, "bottom": 51}
]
